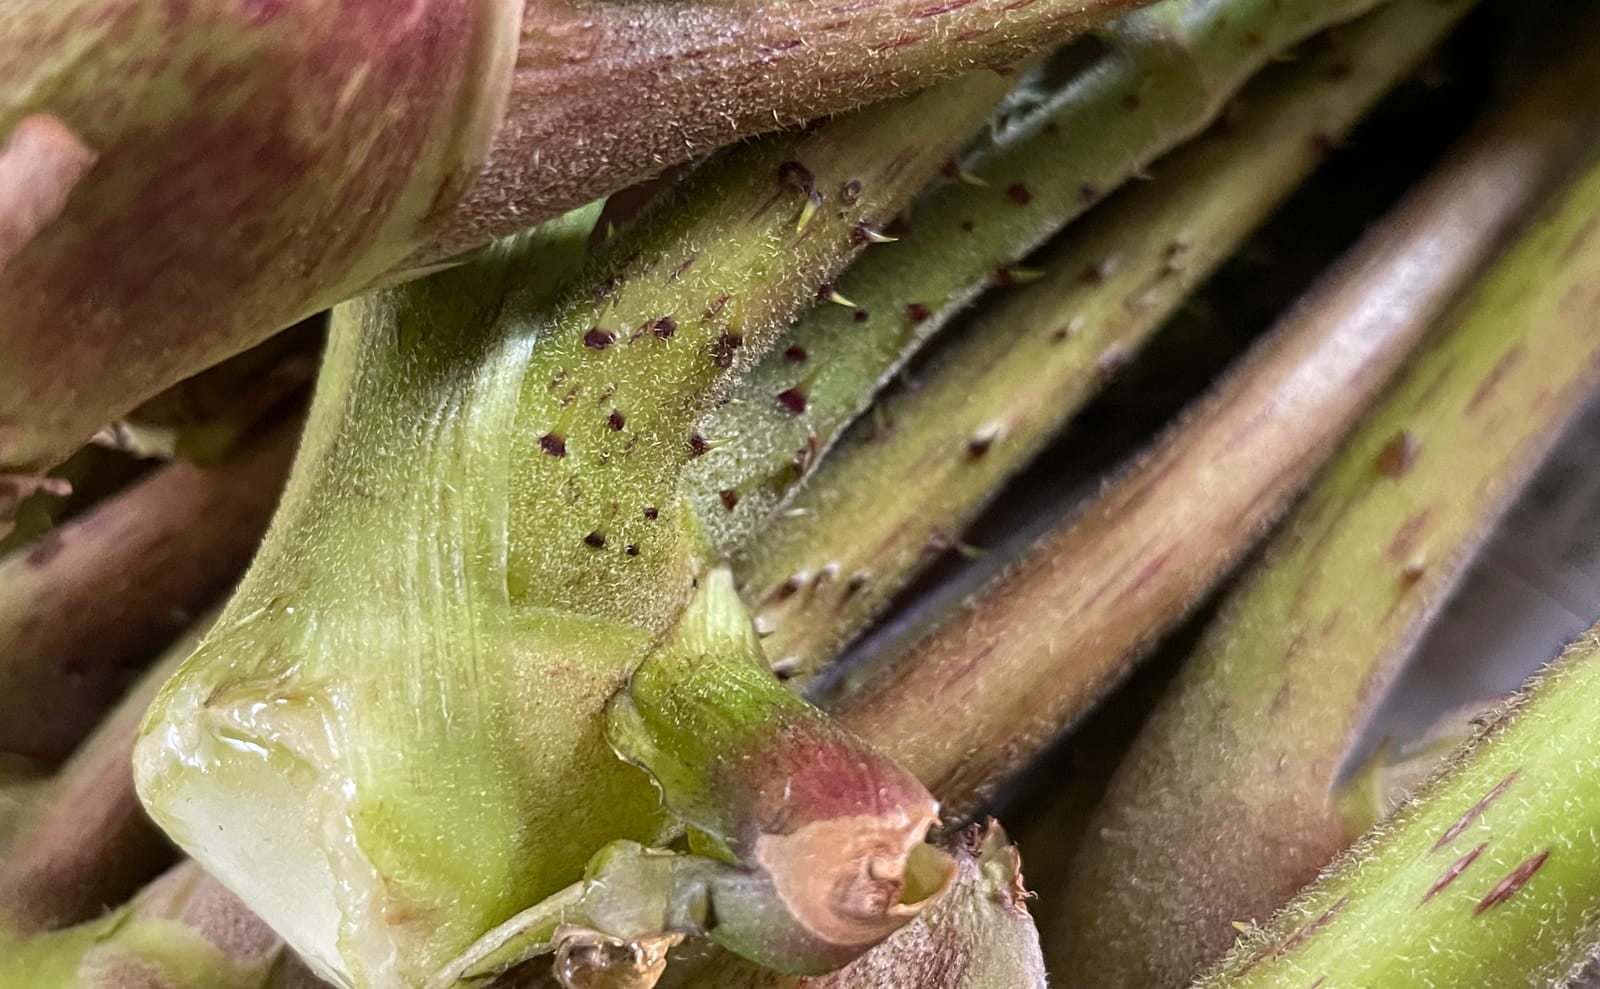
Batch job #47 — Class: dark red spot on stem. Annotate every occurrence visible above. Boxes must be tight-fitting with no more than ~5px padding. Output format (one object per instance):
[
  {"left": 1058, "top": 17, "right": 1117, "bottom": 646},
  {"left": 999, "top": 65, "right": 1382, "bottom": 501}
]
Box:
[
  {"left": 1422, "top": 842, "right": 1486, "bottom": 903},
  {"left": 25, "top": 533, "right": 64, "bottom": 567},
  {"left": 583, "top": 328, "right": 616, "bottom": 350},
  {"left": 1278, "top": 897, "right": 1349, "bottom": 955},
  {"left": 711, "top": 333, "right": 743, "bottom": 368},
  {"left": 583, "top": 532, "right": 606, "bottom": 549},
  {"left": 668, "top": 254, "right": 697, "bottom": 282},
  {"left": 1474, "top": 851, "right": 1550, "bottom": 916},
  {"left": 539, "top": 433, "right": 567, "bottom": 457},
  {"left": 607, "top": 410, "right": 626, "bottom": 431},
  {"left": 1467, "top": 345, "right": 1524, "bottom": 412},
  {"left": 778, "top": 161, "right": 815, "bottom": 194},
  {"left": 912, "top": 0, "right": 976, "bottom": 15},
  {"left": 776, "top": 388, "right": 808, "bottom": 415},
  {"left": 1433, "top": 772, "right": 1519, "bottom": 852},
  {"left": 906, "top": 302, "right": 931, "bottom": 324},
  {"left": 1376, "top": 430, "right": 1421, "bottom": 477},
  {"left": 1005, "top": 182, "right": 1032, "bottom": 205}
]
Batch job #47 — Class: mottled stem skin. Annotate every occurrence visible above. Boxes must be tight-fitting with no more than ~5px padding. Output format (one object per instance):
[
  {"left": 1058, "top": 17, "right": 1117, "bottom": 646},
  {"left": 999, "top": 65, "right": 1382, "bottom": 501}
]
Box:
[
  {"left": 1196, "top": 625, "right": 1600, "bottom": 988},
  {"left": 1060, "top": 24, "right": 1600, "bottom": 989},
  {"left": 134, "top": 78, "right": 1006, "bottom": 989},
  {"left": 0, "top": 615, "right": 215, "bottom": 934},
  {"left": 830, "top": 34, "right": 1597, "bottom": 817},
  {"left": 0, "top": 417, "right": 297, "bottom": 760},
  {"left": 0, "top": 0, "right": 1143, "bottom": 537},
  {"left": 0, "top": 0, "right": 520, "bottom": 520},
  {"left": 688, "top": 0, "right": 1399, "bottom": 573},
  {"left": 735, "top": 0, "right": 1468, "bottom": 684}
]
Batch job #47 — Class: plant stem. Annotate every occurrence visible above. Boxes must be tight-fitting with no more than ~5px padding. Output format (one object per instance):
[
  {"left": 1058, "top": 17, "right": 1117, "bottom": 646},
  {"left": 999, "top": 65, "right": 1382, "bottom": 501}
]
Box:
[
  {"left": 1059, "top": 22, "right": 1600, "bottom": 986},
  {"left": 0, "top": 861, "right": 290, "bottom": 989},
  {"left": 0, "top": 613, "right": 217, "bottom": 933},
  {"left": 0, "top": 0, "right": 1144, "bottom": 537},
  {"left": 134, "top": 77, "right": 1009, "bottom": 989},
  {"left": 1195, "top": 621, "right": 1600, "bottom": 987},
  {"left": 99, "top": 319, "right": 322, "bottom": 464},
  {"left": 423, "top": 0, "right": 1151, "bottom": 264},
  {"left": 688, "top": 0, "right": 1410, "bottom": 566},
  {"left": 0, "top": 418, "right": 296, "bottom": 761},
  {"left": 0, "top": 0, "right": 521, "bottom": 524},
  {"left": 829, "top": 38, "right": 1600, "bottom": 815},
  {"left": 734, "top": 0, "right": 1470, "bottom": 682}
]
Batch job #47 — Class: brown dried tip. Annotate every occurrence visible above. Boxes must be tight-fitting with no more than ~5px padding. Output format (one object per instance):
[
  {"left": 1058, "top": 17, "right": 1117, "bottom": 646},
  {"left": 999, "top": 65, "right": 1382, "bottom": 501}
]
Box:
[
  {"left": 672, "top": 821, "right": 1046, "bottom": 987},
  {"left": 606, "top": 569, "right": 957, "bottom": 971},
  {"left": 752, "top": 804, "right": 955, "bottom": 959},
  {"left": 790, "top": 821, "right": 1045, "bottom": 988}
]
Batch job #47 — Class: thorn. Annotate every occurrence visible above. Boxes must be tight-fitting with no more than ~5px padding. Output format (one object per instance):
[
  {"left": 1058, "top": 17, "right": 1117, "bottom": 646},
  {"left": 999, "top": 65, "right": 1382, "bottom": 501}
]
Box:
[
  {"left": 854, "top": 223, "right": 898, "bottom": 244},
  {"left": 796, "top": 188, "right": 824, "bottom": 231},
  {"left": 818, "top": 283, "right": 858, "bottom": 308},
  {"left": 996, "top": 265, "right": 1047, "bottom": 286}
]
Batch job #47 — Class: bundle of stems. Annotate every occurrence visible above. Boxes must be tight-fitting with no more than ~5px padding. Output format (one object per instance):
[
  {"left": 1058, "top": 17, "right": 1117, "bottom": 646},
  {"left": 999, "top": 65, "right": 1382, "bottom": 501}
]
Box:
[
  {"left": 1060, "top": 17, "right": 1600, "bottom": 986},
  {"left": 1196, "top": 613, "right": 1600, "bottom": 987},
  {"left": 130, "top": 73, "right": 1018, "bottom": 989},
  {"left": 689, "top": 0, "right": 1411, "bottom": 572},
  {"left": 0, "top": 614, "right": 216, "bottom": 934},
  {"left": 829, "top": 12, "right": 1596, "bottom": 813},
  {"left": 0, "top": 0, "right": 1144, "bottom": 534},
  {"left": 732, "top": 0, "right": 1472, "bottom": 683},
  {"left": 0, "top": 418, "right": 297, "bottom": 759},
  {"left": 8, "top": 2, "right": 1600, "bottom": 989}
]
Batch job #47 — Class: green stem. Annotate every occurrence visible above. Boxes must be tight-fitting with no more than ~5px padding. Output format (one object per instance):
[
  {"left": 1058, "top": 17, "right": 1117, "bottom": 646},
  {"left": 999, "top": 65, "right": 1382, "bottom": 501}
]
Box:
[
  {"left": 1196, "top": 621, "right": 1600, "bottom": 987},
  {"left": 734, "top": 0, "right": 1470, "bottom": 682},
  {"left": 687, "top": 0, "right": 1417, "bottom": 568},
  {"left": 133, "top": 77, "right": 1008, "bottom": 989},
  {"left": 1060, "top": 24, "right": 1600, "bottom": 987},
  {"left": 830, "top": 30, "right": 1600, "bottom": 816}
]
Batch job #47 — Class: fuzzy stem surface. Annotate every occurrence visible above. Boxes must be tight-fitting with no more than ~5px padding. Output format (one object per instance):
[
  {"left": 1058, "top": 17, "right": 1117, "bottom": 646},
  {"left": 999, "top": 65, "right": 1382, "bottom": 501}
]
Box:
[
  {"left": 831, "top": 41, "right": 1599, "bottom": 815},
  {"left": 1195, "top": 619, "right": 1600, "bottom": 988},
  {"left": 0, "top": 419, "right": 296, "bottom": 760},
  {"left": 688, "top": 0, "right": 1408, "bottom": 570},
  {"left": 734, "top": 0, "right": 1470, "bottom": 682},
  {"left": 0, "top": 0, "right": 1145, "bottom": 534},
  {"left": 134, "top": 76, "right": 1008, "bottom": 989},
  {"left": 1061, "top": 24, "right": 1600, "bottom": 985}
]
